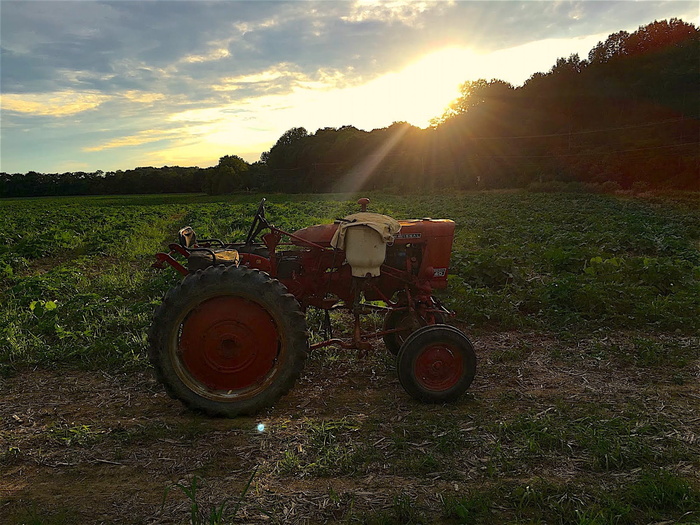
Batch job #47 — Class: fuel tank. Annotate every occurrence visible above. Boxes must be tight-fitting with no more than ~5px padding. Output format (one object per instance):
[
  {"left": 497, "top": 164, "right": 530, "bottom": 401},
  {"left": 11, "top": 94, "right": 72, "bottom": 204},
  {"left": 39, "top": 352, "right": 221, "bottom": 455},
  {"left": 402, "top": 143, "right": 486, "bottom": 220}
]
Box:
[
  {"left": 395, "top": 219, "right": 455, "bottom": 243},
  {"left": 291, "top": 223, "right": 338, "bottom": 247}
]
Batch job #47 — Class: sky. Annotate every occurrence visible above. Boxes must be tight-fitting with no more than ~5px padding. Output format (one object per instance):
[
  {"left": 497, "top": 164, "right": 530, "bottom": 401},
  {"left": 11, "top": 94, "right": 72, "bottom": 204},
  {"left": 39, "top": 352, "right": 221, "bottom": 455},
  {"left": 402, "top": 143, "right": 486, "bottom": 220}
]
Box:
[{"left": 1, "top": 1, "right": 698, "bottom": 174}]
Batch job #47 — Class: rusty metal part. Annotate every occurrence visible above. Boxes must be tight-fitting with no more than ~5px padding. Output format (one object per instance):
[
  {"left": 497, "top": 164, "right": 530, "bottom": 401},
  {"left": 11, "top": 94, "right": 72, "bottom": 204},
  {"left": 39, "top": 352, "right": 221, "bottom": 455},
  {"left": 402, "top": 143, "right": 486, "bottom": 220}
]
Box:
[
  {"left": 179, "top": 296, "right": 279, "bottom": 392},
  {"left": 413, "top": 342, "right": 464, "bottom": 391}
]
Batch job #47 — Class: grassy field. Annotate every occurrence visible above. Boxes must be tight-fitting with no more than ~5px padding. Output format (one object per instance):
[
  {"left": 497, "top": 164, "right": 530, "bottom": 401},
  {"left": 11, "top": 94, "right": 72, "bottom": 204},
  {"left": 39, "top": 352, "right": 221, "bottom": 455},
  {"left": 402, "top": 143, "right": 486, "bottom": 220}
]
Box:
[{"left": 0, "top": 191, "right": 698, "bottom": 524}]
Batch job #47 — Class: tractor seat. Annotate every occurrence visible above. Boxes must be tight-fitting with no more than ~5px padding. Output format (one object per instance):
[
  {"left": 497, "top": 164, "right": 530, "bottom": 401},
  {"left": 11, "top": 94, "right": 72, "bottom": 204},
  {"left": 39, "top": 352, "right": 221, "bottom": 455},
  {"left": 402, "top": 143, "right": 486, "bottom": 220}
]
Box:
[
  {"left": 178, "top": 226, "right": 240, "bottom": 272},
  {"left": 187, "top": 248, "right": 240, "bottom": 272}
]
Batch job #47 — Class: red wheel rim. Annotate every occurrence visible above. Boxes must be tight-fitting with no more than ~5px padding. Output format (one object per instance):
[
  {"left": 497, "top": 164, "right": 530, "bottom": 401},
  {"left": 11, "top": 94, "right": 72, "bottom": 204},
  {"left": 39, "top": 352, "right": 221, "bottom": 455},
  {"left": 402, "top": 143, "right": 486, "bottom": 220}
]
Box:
[
  {"left": 178, "top": 296, "right": 279, "bottom": 392},
  {"left": 414, "top": 343, "right": 463, "bottom": 391}
]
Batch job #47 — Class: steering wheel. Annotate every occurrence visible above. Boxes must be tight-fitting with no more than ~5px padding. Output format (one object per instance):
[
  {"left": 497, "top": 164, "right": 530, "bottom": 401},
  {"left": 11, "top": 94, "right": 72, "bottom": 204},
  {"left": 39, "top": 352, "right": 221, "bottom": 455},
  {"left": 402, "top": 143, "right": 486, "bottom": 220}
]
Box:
[{"left": 244, "top": 198, "right": 268, "bottom": 245}]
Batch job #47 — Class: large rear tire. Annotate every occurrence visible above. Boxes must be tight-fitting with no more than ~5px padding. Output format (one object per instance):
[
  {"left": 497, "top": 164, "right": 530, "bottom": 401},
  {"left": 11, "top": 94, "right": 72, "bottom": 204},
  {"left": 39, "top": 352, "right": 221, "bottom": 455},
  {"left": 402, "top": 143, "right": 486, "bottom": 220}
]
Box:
[
  {"left": 397, "top": 325, "right": 476, "bottom": 403},
  {"left": 148, "top": 265, "right": 308, "bottom": 417}
]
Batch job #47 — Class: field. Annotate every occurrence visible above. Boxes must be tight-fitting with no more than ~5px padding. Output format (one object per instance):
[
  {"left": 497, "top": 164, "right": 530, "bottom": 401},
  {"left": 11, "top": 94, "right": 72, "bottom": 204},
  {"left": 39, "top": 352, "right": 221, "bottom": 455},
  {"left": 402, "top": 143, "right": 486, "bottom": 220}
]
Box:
[{"left": 0, "top": 191, "right": 699, "bottom": 524}]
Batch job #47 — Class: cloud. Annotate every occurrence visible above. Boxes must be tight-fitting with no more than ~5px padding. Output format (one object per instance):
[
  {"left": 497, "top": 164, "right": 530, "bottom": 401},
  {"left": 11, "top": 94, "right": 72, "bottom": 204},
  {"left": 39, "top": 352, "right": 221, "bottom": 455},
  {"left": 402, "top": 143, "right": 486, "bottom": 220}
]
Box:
[
  {"left": 341, "top": 1, "right": 447, "bottom": 24},
  {"left": 181, "top": 47, "right": 232, "bottom": 64},
  {"left": 3, "top": 1, "right": 697, "bottom": 98},
  {"left": 2, "top": 92, "right": 110, "bottom": 116},
  {"left": 122, "top": 91, "right": 167, "bottom": 104},
  {"left": 82, "top": 128, "right": 178, "bottom": 152}
]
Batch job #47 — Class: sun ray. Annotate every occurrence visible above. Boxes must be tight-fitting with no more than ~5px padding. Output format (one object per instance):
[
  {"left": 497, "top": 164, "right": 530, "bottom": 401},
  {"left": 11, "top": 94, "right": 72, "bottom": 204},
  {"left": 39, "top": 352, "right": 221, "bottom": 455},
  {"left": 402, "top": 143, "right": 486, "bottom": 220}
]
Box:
[{"left": 335, "top": 123, "right": 410, "bottom": 193}]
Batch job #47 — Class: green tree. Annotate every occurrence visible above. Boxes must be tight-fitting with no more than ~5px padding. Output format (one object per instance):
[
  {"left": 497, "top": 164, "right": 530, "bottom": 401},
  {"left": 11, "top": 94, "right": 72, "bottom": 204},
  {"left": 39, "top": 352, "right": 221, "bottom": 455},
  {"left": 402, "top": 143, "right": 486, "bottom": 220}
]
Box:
[
  {"left": 588, "top": 30, "right": 631, "bottom": 63},
  {"left": 204, "top": 155, "right": 250, "bottom": 195},
  {"left": 261, "top": 127, "right": 310, "bottom": 191},
  {"left": 262, "top": 127, "right": 310, "bottom": 168}
]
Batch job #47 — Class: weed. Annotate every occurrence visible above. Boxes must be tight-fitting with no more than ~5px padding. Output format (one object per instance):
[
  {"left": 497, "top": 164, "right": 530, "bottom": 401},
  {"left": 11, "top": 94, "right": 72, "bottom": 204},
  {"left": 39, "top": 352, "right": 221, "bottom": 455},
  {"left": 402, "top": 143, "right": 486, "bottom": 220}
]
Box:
[
  {"left": 583, "top": 426, "right": 656, "bottom": 471},
  {"left": 354, "top": 493, "right": 426, "bottom": 525},
  {"left": 391, "top": 492, "right": 425, "bottom": 524},
  {"left": 403, "top": 452, "right": 440, "bottom": 476},
  {"left": 48, "top": 424, "right": 102, "bottom": 447},
  {"left": 631, "top": 337, "right": 696, "bottom": 368},
  {"left": 440, "top": 492, "right": 492, "bottom": 522},
  {"left": 626, "top": 469, "right": 700, "bottom": 512},
  {"left": 277, "top": 450, "right": 303, "bottom": 476},
  {"left": 164, "top": 468, "right": 258, "bottom": 525},
  {"left": 275, "top": 418, "right": 365, "bottom": 477},
  {"left": 0, "top": 445, "right": 23, "bottom": 465},
  {"left": 497, "top": 410, "right": 571, "bottom": 456},
  {"left": 2, "top": 192, "right": 699, "bottom": 371},
  {"left": 490, "top": 341, "right": 534, "bottom": 363}
]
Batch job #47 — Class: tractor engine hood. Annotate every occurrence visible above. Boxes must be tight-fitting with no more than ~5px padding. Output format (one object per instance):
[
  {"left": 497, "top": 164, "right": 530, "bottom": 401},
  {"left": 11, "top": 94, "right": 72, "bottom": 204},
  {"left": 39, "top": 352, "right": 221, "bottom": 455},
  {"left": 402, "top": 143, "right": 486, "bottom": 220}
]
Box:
[
  {"left": 291, "top": 222, "right": 339, "bottom": 247},
  {"left": 291, "top": 213, "right": 401, "bottom": 249}
]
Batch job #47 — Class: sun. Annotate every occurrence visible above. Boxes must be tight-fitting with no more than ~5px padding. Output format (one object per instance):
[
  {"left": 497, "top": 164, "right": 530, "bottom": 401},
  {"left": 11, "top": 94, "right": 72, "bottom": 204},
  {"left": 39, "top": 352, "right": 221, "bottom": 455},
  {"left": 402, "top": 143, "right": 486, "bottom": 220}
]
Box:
[
  {"left": 383, "top": 48, "right": 480, "bottom": 127},
  {"left": 337, "top": 47, "right": 478, "bottom": 129}
]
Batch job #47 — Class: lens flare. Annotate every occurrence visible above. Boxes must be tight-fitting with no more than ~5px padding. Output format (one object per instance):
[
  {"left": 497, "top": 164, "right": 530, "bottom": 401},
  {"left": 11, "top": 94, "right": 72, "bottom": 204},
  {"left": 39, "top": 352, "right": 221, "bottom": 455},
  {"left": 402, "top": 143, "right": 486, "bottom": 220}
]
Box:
[{"left": 257, "top": 423, "right": 265, "bottom": 432}]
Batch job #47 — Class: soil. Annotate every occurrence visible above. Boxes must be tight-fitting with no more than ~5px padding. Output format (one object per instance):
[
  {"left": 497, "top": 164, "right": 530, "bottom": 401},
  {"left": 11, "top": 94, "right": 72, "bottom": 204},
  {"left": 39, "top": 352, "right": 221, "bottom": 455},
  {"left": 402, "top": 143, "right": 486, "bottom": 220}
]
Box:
[{"left": 1, "top": 331, "right": 698, "bottom": 524}]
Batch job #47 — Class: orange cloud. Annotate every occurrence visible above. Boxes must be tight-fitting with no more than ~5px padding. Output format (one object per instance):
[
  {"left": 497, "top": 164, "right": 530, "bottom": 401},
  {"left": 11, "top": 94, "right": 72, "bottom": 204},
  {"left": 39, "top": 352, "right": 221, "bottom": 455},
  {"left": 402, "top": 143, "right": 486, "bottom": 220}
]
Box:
[
  {"left": 2, "top": 92, "right": 108, "bottom": 116},
  {"left": 83, "top": 129, "right": 177, "bottom": 152}
]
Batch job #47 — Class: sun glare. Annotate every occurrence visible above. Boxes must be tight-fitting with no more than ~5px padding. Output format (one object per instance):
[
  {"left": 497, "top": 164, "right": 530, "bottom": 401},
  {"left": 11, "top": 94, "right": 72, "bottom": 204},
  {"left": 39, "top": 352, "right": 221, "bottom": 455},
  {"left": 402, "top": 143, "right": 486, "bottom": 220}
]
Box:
[
  {"left": 154, "top": 36, "right": 610, "bottom": 166},
  {"left": 152, "top": 47, "right": 485, "bottom": 165},
  {"left": 356, "top": 47, "right": 478, "bottom": 128}
]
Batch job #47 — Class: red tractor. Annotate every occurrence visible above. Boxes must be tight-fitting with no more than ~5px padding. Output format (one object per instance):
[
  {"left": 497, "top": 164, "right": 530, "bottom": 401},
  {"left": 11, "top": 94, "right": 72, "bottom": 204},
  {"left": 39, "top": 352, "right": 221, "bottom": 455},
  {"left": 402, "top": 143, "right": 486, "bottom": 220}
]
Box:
[{"left": 150, "top": 198, "right": 476, "bottom": 416}]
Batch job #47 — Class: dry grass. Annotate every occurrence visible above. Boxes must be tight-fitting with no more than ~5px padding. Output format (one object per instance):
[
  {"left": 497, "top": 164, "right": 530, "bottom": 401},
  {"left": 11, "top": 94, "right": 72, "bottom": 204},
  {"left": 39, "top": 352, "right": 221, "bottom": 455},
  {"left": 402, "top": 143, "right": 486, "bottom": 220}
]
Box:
[{"left": 1, "top": 330, "right": 698, "bottom": 524}]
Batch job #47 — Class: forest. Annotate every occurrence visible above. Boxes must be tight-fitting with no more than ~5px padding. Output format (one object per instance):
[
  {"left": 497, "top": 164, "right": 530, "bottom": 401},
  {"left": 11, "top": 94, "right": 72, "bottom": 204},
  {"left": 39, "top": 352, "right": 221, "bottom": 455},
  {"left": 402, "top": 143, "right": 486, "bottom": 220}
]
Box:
[{"left": 1, "top": 18, "right": 698, "bottom": 198}]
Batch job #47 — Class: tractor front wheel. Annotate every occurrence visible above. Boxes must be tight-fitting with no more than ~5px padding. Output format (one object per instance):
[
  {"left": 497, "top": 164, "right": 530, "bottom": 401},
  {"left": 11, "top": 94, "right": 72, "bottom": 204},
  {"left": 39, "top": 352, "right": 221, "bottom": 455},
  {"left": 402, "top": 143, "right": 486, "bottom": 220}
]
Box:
[
  {"left": 397, "top": 325, "right": 476, "bottom": 403},
  {"left": 148, "top": 265, "right": 308, "bottom": 417}
]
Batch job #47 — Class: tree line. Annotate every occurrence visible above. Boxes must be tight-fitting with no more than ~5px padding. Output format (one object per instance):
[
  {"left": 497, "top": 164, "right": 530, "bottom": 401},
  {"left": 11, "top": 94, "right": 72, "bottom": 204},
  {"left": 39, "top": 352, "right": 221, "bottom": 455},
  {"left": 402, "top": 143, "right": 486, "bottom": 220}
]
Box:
[{"left": 2, "top": 18, "right": 697, "bottom": 198}]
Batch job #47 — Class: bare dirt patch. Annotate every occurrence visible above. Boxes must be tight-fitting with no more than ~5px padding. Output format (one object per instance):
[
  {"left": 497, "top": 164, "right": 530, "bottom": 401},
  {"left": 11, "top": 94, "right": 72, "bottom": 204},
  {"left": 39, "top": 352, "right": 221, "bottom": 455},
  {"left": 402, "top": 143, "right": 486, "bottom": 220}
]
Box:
[{"left": 1, "top": 331, "right": 699, "bottom": 524}]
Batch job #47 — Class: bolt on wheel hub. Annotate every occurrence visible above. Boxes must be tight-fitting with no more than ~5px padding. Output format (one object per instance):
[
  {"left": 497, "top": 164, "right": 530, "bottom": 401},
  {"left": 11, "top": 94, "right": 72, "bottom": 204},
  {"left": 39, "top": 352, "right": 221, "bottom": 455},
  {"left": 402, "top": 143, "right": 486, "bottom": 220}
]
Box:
[{"left": 415, "top": 344, "right": 464, "bottom": 391}]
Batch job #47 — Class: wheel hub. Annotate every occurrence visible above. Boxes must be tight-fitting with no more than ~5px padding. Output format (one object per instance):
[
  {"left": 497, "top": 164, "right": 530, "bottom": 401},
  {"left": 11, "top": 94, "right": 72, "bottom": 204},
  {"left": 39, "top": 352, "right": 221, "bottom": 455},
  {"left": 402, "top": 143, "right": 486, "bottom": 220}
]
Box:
[
  {"left": 415, "top": 344, "right": 463, "bottom": 391},
  {"left": 220, "top": 338, "right": 238, "bottom": 358},
  {"left": 179, "top": 296, "right": 280, "bottom": 392}
]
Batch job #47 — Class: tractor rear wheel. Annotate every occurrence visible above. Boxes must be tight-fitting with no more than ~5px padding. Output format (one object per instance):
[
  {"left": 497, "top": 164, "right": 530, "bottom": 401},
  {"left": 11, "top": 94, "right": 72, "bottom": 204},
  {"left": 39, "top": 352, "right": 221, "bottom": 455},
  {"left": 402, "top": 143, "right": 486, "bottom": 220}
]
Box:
[
  {"left": 148, "top": 265, "right": 308, "bottom": 417},
  {"left": 383, "top": 309, "right": 445, "bottom": 355},
  {"left": 397, "top": 325, "right": 476, "bottom": 403}
]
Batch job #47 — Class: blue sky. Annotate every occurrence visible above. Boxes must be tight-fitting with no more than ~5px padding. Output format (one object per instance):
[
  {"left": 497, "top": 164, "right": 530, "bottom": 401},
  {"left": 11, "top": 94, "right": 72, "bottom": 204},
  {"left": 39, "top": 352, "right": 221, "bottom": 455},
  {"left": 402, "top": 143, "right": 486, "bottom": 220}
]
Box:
[{"left": 1, "top": 0, "right": 698, "bottom": 174}]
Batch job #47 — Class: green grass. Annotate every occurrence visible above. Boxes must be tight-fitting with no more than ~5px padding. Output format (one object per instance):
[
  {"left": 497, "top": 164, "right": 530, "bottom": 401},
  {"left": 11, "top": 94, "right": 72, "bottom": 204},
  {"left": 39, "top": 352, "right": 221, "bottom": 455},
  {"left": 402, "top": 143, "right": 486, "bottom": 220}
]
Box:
[
  {"left": 274, "top": 418, "right": 370, "bottom": 477},
  {"left": 1, "top": 191, "right": 697, "bottom": 371}
]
